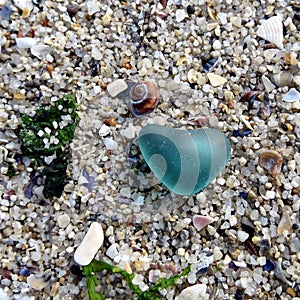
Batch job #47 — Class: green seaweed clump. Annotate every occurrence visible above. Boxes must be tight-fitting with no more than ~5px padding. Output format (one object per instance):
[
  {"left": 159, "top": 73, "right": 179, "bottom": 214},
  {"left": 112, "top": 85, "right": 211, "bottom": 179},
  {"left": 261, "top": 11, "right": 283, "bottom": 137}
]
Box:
[
  {"left": 18, "top": 94, "right": 79, "bottom": 198},
  {"left": 83, "top": 259, "right": 191, "bottom": 300}
]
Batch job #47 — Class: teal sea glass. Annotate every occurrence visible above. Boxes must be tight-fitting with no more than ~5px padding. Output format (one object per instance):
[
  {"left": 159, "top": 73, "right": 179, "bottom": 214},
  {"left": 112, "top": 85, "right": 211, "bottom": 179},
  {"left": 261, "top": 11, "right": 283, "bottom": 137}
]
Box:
[{"left": 138, "top": 124, "right": 231, "bottom": 196}]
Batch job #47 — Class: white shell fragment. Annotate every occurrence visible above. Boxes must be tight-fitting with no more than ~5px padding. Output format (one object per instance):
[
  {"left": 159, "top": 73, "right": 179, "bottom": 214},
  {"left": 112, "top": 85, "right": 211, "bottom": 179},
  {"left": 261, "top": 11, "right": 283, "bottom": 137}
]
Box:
[
  {"left": 175, "top": 284, "right": 209, "bottom": 300},
  {"left": 282, "top": 88, "right": 300, "bottom": 102},
  {"left": 15, "top": 37, "right": 37, "bottom": 49},
  {"left": 86, "top": 0, "right": 100, "bottom": 15},
  {"left": 107, "top": 79, "right": 128, "bottom": 97},
  {"left": 207, "top": 73, "right": 227, "bottom": 87},
  {"left": 0, "top": 288, "right": 9, "bottom": 300},
  {"left": 27, "top": 274, "right": 50, "bottom": 291},
  {"left": 30, "top": 45, "right": 52, "bottom": 59},
  {"left": 13, "top": 0, "right": 33, "bottom": 11},
  {"left": 74, "top": 222, "right": 104, "bottom": 266},
  {"left": 193, "top": 215, "right": 214, "bottom": 231},
  {"left": 257, "top": 16, "right": 284, "bottom": 49},
  {"left": 176, "top": 9, "right": 186, "bottom": 22}
]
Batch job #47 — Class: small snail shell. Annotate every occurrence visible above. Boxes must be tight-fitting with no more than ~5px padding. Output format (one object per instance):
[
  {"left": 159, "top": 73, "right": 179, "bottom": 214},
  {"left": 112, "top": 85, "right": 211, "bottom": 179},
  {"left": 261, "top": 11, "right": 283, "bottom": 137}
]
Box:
[
  {"left": 129, "top": 81, "right": 159, "bottom": 117},
  {"left": 259, "top": 150, "right": 283, "bottom": 176}
]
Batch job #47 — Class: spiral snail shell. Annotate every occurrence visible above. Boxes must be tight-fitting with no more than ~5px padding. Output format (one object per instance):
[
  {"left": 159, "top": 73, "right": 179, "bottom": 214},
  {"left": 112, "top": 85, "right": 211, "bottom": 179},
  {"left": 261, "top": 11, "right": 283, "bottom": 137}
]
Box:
[{"left": 129, "top": 81, "right": 159, "bottom": 117}]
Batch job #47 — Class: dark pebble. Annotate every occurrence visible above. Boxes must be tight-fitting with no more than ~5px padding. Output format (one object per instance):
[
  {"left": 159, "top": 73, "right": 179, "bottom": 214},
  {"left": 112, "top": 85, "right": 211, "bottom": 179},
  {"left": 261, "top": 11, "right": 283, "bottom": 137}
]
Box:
[
  {"left": 187, "top": 5, "right": 195, "bottom": 15},
  {"left": 263, "top": 259, "right": 275, "bottom": 272},
  {"left": 19, "top": 267, "right": 31, "bottom": 276},
  {"left": 67, "top": 4, "right": 79, "bottom": 17}
]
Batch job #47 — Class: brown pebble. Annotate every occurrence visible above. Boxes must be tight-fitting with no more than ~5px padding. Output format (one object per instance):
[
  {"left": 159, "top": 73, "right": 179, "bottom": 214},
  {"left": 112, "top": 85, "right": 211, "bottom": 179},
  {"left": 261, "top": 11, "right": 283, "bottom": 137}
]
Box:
[
  {"left": 293, "top": 186, "right": 300, "bottom": 195},
  {"left": 13, "top": 93, "right": 25, "bottom": 101},
  {"left": 103, "top": 117, "right": 117, "bottom": 127},
  {"left": 286, "top": 287, "right": 296, "bottom": 297},
  {"left": 46, "top": 64, "right": 54, "bottom": 75}
]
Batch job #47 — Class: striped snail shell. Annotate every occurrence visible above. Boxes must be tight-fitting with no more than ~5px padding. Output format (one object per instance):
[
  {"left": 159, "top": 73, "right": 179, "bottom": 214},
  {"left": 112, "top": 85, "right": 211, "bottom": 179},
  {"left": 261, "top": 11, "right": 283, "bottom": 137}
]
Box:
[
  {"left": 129, "top": 81, "right": 159, "bottom": 117},
  {"left": 138, "top": 124, "right": 231, "bottom": 196}
]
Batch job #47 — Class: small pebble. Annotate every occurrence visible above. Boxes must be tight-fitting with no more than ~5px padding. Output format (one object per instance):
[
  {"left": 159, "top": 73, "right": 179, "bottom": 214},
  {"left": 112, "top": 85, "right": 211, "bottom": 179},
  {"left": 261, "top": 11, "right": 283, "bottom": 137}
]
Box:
[
  {"left": 74, "top": 222, "right": 104, "bottom": 266},
  {"left": 57, "top": 214, "right": 70, "bottom": 229},
  {"left": 27, "top": 274, "right": 50, "bottom": 291}
]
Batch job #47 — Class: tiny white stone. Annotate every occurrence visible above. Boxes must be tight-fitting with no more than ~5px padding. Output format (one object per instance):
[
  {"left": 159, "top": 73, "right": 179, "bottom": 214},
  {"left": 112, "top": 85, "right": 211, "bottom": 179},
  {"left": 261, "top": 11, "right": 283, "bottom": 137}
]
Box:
[
  {"left": 212, "top": 40, "right": 222, "bottom": 50},
  {"left": 176, "top": 9, "right": 186, "bottom": 22},
  {"left": 57, "top": 214, "right": 70, "bottom": 229},
  {"left": 74, "top": 222, "right": 104, "bottom": 266},
  {"left": 237, "top": 230, "right": 249, "bottom": 242},
  {"left": 87, "top": 0, "right": 100, "bottom": 15},
  {"left": 37, "top": 130, "right": 44, "bottom": 137},
  {"left": 175, "top": 284, "right": 208, "bottom": 300},
  {"left": 103, "top": 137, "right": 118, "bottom": 151},
  {"left": 98, "top": 124, "right": 111, "bottom": 137},
  {"left": 207, "top": 73, "right": 227, "bottom": 87},
  {"left": 106, "top": 243, "right": 119, "bottom": 260},
  {"left": 262, "top": 75, "right": 276, "bottom": 92},
  {"left": 178, "top": 248, "right": 185, "bottom": 256},
  {"left": 91, "top": 46, "right": 102, "bottom": 60},
  {"left": 107, "top": 79, "right": 128, "bottom": 97},
  {"left": 213, "top": 246, "right": 223, "bottom": 261},
  {"left": 265, "top": 190, "right": 276, "bottom": 199}
]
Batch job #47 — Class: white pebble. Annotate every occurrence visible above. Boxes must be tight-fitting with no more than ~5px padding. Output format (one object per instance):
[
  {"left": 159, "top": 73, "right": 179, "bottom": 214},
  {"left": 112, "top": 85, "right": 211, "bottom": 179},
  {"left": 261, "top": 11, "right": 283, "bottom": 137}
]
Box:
[
  {"left": 27, "top": 274, "right": 49, "bottom": 291},
  {"left": 98, "top": 124, "right": 111, "bottom": 137},
  {"left": 86, "top": 0, "right": 100, "bottom": 15},
  {"left": 176, "top": 9, "right": 186, "bottom": 22},
  {"left": 238, "top": 230, "right": 249, "bottom": 242},
  {"left": 74, "top": 222, "right": 104, "bottom": 266},
  {"left": 213, "top": 246, "right": 223, "bottom": 261},
  {"left": 106, "top": 243, "right": 119, "bottom": 260},
  {"left": 57, "top": 214, "right": 70, "bottom": 229}
]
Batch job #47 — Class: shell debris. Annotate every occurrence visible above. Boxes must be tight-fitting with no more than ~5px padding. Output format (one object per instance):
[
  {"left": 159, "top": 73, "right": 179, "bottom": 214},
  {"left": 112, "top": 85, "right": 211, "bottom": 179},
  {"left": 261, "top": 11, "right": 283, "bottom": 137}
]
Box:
[
  {"left": 257, "top": 16, "right": 284, "bottom": 49},
  {"left": 175, "top": 284, "right": 209, "bottom": 300},
  {"left": 282, "top": 88, "right": 300, "bottom": 102},
  {"left": 258, "top": 150, "right": 283, "bottom": 176},
  {"left": 193, "top": 215, "right": 214, "bottom": 231}
]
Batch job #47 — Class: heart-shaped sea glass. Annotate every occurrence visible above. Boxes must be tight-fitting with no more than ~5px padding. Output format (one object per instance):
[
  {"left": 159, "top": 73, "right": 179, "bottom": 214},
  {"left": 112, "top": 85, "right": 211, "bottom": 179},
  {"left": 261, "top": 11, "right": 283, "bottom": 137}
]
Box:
[{"left": 138, "top": 124, "right": 231, "bottom": 196}]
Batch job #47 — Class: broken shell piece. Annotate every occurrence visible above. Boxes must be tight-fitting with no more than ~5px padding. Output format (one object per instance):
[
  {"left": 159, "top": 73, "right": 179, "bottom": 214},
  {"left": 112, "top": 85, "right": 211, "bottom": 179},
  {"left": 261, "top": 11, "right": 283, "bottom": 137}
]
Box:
[
  {"left": 259, "top": 150, "right": 283, "bottom": 176},
  {"left": 13, "top": 0, "right": 33, "bottom": 11},
  {"left": 277, "top": 211, "right": 293, "bottom": 235},
  {"left": 271, "top": 71, "right": 294, "bottom": 87},
  {"left": 241, "top": 91, "right": 264, "bottom": 103},
  {"left": 257, "top": 16, "right": 284, "bottom": 49},
  {"left": 30, "top": 45, "right": 52, "bottom": 59},
  {"left": 175, "top": 284, "right": 209, "bottom": 300},
  {"left": 107, "top": 79, "right": 128, "bottom": 97},
  {"left": 282, "top": 88, "right": 300, "bottom": 102},
  {"left": 15, "top": 37, "right": 37, "bottom": 49},
  {"left": 27, "top": 274, "right": 50, "bottom": 291},
  {"left": 74, "top": 222, "right": 104, "bottom": 266},
  {"left": 193, "top": 215, "right": 214, "bottom": 231},
  {"left": 207, "top": 73, "right": 227, "bottom": 87}
]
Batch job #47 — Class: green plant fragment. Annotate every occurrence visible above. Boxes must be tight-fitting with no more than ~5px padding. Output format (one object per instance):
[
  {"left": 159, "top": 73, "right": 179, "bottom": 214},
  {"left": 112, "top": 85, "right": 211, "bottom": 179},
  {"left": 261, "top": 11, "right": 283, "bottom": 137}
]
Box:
[
  {"left": 83, "top": 263, "right": 104, "bottom": 300},
  {"left": 83, "top": 260, "right": 191, "bottom": 300}
]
